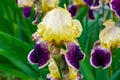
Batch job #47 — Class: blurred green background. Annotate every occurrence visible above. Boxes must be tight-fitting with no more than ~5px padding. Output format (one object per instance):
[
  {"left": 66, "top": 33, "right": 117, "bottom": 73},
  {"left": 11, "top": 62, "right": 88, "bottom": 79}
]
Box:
[{"left": 0, "top": 0, "right": 120, "bottom": 80}]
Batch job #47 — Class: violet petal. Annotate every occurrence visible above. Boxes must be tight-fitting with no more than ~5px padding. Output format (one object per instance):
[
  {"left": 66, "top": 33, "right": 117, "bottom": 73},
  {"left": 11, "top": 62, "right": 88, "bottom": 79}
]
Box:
[
  {"left": 28, "top": 41, "right": 50, "bottom": 68},
  {"left": 65, "top": 42, "right": 85, "bottom": 70},
  {"left": 90, "top": 45, "right": 112, "bottom": 69},
  {"left": 23, "top": 7, "right": 31, "bottom": 18},
  {"left": 68, "top": 5, "right": 78, "bottom": 17},
  {"left": 83, "top": 0, "right": 93, "bottom": 6},
  {"left": 110, "top": 0, "right": 120, "bottom": 17},
  {"left": 88, "top": 8, "right": 95, "bottom": 20}
]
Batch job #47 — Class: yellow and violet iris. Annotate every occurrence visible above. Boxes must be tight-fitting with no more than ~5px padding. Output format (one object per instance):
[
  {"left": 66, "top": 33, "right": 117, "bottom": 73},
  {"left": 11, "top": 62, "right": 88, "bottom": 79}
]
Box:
[
  {"left": 17, "top": 0, "right": 59, "bottom": 23},
  {"left": 90, "top": 19, "right": 120, "bottom": 69},
  {"left": 28, "top": 7, "right": 85, "bottom": 80}
]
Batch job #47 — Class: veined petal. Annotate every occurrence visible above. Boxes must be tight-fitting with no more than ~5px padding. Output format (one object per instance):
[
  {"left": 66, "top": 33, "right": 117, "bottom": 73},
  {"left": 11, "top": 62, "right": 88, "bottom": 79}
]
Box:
[
  {"left": 37, "top": 7, "right": 83, "bottom": 44},
  {"left": 110, "top": 0, "right": 120, "bottom": 17},
  {"left": 47, "top": 58, "right": 60, "bottom": 80},
  {"left": 17, "top": 0, "right": 33, "bottom": 7},
  {"left": 90, "top": 45, "right": 112, "bottom": 69},
  {"left": 65, "top": 42, "right": 85, "bottom": 70},
  {"left": 23, "top": 7, "right": 31, "bottom": 18},
  {"left": 100, "top": 19, "right": 120, "bottom": 48},
  {"left": 28, "top": 41, "right": 50, "bottom": 69}
]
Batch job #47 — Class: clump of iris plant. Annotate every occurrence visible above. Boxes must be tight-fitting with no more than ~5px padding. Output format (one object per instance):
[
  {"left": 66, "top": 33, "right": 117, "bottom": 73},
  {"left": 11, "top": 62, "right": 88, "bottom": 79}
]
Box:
[
  {"left": 90, "top": 19, "right": 120, "bottom": 69},
  {"left": 17, "top": 0, "right": 59, "bottom": 24},
  {"left": 28, "top": 7, "right": 85, "bottom": 80}
]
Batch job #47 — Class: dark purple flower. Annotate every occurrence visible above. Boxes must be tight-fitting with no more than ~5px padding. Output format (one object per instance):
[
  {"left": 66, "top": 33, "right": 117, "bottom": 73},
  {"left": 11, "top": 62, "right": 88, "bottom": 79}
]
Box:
[
  {"left": 68, "top": 4, "right": 78, "bottom": 17},
  {"left": 23, "top": 7, "right": 31, "bottom": 18},
  {"left": 90, "top": 45, "right": 112, "bottom": 69},
  {"left": 110, "top": 0, "right": 120, "bottom": 17},
  {"left": 65, "top": 42, "right": 85, "bottom": 70},
  {"left": 28, "top": 41, "right": 50, "bottom": 68}
]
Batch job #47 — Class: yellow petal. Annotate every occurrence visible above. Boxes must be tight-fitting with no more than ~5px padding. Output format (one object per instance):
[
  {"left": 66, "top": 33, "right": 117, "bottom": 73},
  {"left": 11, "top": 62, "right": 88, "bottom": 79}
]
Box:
[
  {"left": 37, "top": 22, "right": 46, "bottom": 37},
  {"left": 42, "top": 0, "right": 59, "bottom": 13},
  {"left": 72, "top": 19, "right": 83, "bottom": 38},
  {"left": 100, "top": 19, "right": 120, "bottom": 49},
  {"left": 47, "top": 58, "right": 60, "bottom": 79},
  {"left": 18, "top": 0, "right": 33, "bottom": 7},
  {"left": 68, "top": 66, "right": 78, "bottom": 80},
  {"left": 37, "top": 7, "right": 83, "bottom": 44},
  {"left": 73, "top": 0, "right": 86, "bottom": 6}
]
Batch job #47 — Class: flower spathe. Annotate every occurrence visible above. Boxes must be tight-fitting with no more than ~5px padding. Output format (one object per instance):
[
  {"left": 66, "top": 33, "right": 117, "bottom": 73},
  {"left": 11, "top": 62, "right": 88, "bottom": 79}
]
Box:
[
  {"left": 90, "top": 19, "right": 120, "bottom": 69},
  {"left": 28, "top": 7, "right": 85, "bottom": 80}
]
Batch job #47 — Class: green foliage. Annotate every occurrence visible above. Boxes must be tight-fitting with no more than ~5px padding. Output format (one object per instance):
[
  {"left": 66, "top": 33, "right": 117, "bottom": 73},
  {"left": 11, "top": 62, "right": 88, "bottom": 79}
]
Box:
[{"left": 0, "top": 0, "right": 120, "bottom": 80}]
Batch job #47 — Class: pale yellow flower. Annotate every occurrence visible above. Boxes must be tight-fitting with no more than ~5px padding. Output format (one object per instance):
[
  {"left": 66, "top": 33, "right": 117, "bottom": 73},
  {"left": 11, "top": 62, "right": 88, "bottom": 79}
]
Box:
[
  {"left": 37, "top": 7, "right": 82, "bottom": 44},
  {"left": 100, "top": 19, "right": 120, "bottom": 49}
]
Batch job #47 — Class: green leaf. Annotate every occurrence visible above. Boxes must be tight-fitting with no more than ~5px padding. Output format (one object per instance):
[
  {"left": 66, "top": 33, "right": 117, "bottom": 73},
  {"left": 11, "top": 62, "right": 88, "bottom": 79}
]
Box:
[{"left": 0, "top": 49, "right": 37, "bottom": 78}]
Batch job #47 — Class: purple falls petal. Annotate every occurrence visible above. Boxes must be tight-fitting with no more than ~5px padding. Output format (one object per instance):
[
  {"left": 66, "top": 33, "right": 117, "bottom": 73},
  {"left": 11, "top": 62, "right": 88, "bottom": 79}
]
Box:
[
  {"left": 83, "top": 0, "right": 93, "bottom": 6},
  {"left": 90, "top": 45, "right": 112, "bottom": 69},
  {"left": 110, "top": 0, "right": 120, "bottom": 17},
  {"left": 28, "top": 49, "right": 39, "bottom": 64},
  {"left": 88, "top": 8, "right": 95, "bottom": 20},
  {"left": 68, "top": 4, "right": 78, "bottom": 17},
  {"left": 28, "top": 41, "right": 50, "bottom": 68},
  {"left": 65, "top": 42, "right": 85, "bottom": 70},
  {"left": 23, "top": 7, "right": 31, "bottom": 18}
]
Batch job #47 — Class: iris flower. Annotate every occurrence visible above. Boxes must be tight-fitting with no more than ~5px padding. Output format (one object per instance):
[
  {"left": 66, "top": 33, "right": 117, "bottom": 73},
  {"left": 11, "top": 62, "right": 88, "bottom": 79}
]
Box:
[
  {"left": 68, "top": 0, "right": 100, "bottom": 19},
  {"left": 90, "top": 19, "right": 120, "bottom": 69},
  {"left": 17, "top": 0, "right": 34, "bottom": 18},
  {"left": 17, "top": 0, "right": 59, "bottom": 24},
  {"left": 28, "top": 7, "right": 85, "bottom": 80}
]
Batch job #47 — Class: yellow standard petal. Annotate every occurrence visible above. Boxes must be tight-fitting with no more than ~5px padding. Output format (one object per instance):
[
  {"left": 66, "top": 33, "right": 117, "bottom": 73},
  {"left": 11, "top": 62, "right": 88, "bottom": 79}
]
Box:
[
  {"left": 41, "top": 0, "right": 59, "bottom": 13},
  {"left": 17, "top": 0, "right": 34, "bottom": 7},
  {"left": 99, "top": 19, "right": 120, "bottom": 49},
  {"left": 37, "top": 7, "right": 83, "bottom": 44}
]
